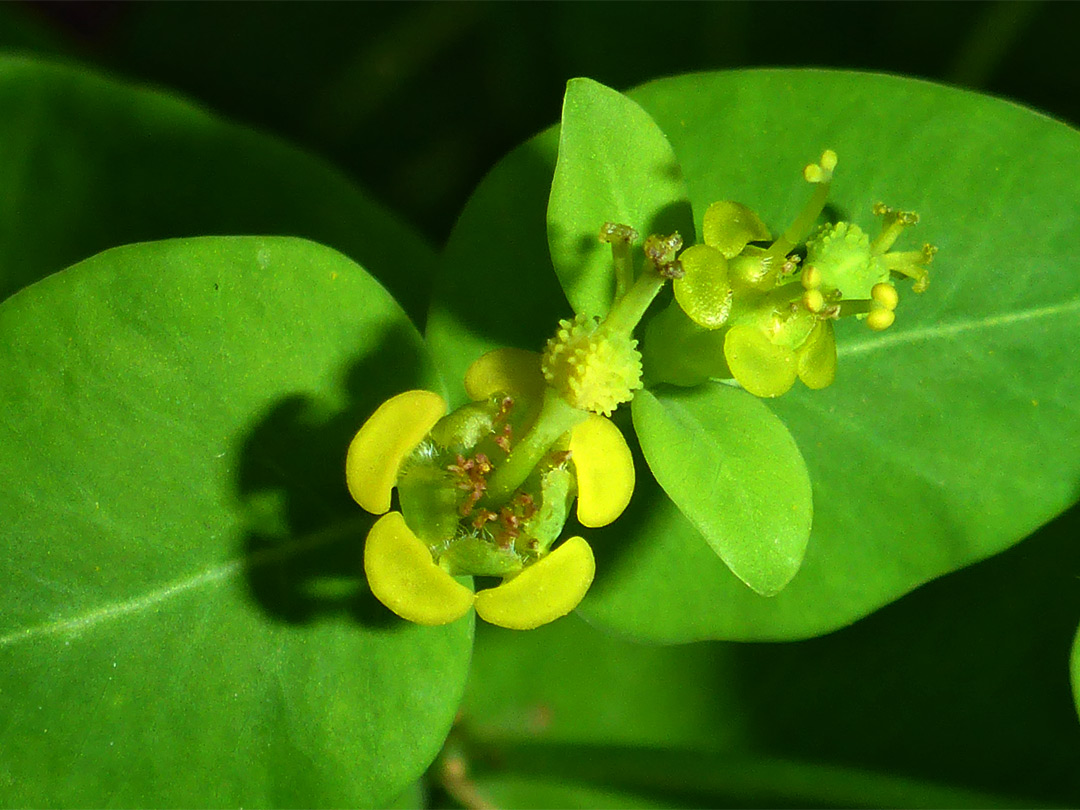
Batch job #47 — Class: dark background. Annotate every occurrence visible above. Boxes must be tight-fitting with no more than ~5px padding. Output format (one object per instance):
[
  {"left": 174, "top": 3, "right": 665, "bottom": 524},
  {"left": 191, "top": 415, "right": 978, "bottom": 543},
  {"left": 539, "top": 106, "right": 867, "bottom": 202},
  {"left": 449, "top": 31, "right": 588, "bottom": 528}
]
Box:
[{"left": 4, "top": 1, "right": 1074, "bottom": 245}]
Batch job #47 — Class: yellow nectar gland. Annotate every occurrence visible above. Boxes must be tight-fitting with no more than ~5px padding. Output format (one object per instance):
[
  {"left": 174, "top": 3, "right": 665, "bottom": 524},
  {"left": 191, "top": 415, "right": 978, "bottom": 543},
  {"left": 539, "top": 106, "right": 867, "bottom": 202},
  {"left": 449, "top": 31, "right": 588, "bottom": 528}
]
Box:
[{"left": 541, "top": 314, "right": 643, "bottom": 417}]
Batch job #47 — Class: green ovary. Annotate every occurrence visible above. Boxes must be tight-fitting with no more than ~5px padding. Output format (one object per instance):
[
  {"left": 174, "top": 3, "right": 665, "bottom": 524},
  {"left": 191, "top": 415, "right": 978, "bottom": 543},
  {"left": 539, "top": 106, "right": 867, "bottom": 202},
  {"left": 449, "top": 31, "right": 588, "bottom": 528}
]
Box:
[{"left": 805, "top": 222, "right": 888, "bottom": 300}]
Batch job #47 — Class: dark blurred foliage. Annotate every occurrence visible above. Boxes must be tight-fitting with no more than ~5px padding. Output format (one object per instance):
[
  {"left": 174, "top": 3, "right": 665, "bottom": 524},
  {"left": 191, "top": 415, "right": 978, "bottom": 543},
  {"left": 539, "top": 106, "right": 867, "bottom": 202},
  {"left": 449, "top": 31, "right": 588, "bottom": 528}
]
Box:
[{"left": 4, "top": 1, "right": 1074, "bottom": 245}]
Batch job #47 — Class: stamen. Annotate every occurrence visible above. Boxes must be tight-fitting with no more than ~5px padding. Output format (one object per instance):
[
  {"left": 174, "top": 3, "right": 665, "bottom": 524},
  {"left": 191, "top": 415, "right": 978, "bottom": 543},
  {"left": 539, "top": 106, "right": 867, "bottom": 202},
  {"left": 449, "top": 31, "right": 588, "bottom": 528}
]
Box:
[
  {"left": 871, "top": 203, "right": 920, "bottom": 255},
  {"left": 871, "top": 282, "right": 899, "bottom": 311},
  {"left": 881, "top": 248, "right": 934, "bottom": 293},
  {"left": 803, "top": 289, "right": 826, "bottom": 313},
  {"left": 866, "top": 308, "right": 896, "bottom": 331},
  {"left": 765, "top": 149, "right": 838, "bottom": 264},
  {"left": 600, "top": 222, "right": 640, "bottom": 299}
]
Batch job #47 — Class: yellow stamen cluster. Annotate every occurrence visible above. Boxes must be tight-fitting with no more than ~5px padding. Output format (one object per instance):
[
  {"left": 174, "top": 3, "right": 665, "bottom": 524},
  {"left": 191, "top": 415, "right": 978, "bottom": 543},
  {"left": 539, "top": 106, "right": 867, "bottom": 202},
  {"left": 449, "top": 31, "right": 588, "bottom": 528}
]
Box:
[{"left": 541, "top": 314, "right": 643, "bottom": 416}]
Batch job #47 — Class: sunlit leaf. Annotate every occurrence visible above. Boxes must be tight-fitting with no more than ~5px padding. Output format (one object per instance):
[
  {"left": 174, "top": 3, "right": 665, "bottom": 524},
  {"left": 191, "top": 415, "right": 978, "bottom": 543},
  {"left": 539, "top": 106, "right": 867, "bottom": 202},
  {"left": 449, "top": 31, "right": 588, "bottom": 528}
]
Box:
[
  {"left": 547, "top": 77, "right": 693, "bottom": 318},
  {"left": 632, "top": 385, "right": 811, "bottom": 596}
]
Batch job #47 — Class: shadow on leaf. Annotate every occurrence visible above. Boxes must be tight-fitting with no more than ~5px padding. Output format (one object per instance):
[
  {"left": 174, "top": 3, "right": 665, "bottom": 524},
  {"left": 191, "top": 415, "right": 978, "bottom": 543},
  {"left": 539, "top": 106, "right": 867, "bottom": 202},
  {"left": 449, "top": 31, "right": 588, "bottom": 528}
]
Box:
[{"left": 233, "top": 322, "right": 429, "bottom": 629}]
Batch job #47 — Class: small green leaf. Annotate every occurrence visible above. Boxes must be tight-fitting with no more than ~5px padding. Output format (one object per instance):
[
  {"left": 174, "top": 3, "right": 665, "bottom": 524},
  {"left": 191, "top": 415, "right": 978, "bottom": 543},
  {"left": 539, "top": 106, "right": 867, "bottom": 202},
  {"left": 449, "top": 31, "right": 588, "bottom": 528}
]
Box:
[
  {"left": 632, "top": 384, "right": 812, "bottom": 596},
  {"left": 0, "top": 237, "right": 471, "bottom": 808},
  {"left": 0, "top": 54, "right": 435, "bottom": 326},
  {"left": 548, "top": 77, "right": 693, "bottom": 318}
]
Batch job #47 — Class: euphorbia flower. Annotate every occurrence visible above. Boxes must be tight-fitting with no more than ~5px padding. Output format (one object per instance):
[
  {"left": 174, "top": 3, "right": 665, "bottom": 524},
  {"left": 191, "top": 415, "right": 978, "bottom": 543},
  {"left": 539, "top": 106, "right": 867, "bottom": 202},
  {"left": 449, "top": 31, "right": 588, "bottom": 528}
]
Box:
[
  {"left": 345, "top": 351, "right": 634, "bottom": 629},
  {"left": 643, "top": 150, "right": 937, "bottom": 397},
  {"left": 345, "top": 224, "right": 691, "bottom": 629}
]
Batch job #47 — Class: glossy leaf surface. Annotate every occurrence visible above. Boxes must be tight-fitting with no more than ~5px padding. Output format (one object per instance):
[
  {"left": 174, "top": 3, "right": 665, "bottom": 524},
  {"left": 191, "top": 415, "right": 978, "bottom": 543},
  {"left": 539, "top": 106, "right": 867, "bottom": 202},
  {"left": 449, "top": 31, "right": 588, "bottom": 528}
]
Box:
[
  {"left": 459, "top": 506, "right": 1080, "bottom": 806},
  {"left": 547, "top": 77, "right": 693, "bottom": 318},
  {"left": 430, "top": 69, "right": 1080, "bottom": 641},
  {"left": 632, "top": 385, "right": 812, "bottom": 596},
  {"left": 0, "top": 54, "right": 434, "bottom": 326},
  {"left": 0, "top": 237, "right": 472, "bottom": 808}
]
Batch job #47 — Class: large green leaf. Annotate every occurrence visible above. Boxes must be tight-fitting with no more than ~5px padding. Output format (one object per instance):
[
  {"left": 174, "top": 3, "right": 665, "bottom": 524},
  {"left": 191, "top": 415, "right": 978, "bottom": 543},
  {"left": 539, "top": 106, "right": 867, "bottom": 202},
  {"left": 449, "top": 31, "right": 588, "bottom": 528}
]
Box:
[
  {"left": 547, "top": 77, "right": 693, "bottom": 317},
  {"left": 632, "top": 385, "right": 811, "bottom": 596},
  {"left": 0, "top": 237, "right": 472, "bottom": 808},
  {"left": 0, "top": 54, "right": 434, "bottom": 326},
  {"left": 469, "top": 775, "right": 679, "bottom": 810},
  {"left": 429, "top": 69, "right": 1080, "bottom": 641},
  {"left": 462, "top": 615, "right": 736, "bottom": 752},
  {"left": 454, "top": 504, "right": 1080, "bottom": 807}
]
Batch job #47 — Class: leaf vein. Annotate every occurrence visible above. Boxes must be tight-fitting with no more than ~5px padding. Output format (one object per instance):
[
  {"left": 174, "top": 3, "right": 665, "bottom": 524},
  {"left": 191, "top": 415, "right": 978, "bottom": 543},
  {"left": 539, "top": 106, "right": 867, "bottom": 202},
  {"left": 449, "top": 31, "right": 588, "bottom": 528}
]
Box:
[
  {"left": 839, "top": 297, "right": 1080, "bottom": 358},
  {"left": 0, "top": 516, "right": 369, "bottom": 650}
]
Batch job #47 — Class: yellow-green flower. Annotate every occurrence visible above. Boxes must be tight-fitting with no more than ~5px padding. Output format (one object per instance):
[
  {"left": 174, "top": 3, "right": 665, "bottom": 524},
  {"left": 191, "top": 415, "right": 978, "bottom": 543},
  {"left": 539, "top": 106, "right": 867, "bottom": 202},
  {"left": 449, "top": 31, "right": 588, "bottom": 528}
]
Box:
[
  {"left": 346, "top": 349, "right": 635, "bottom": 630},
  {"left": 649, "top": 150, "right": 936, "bottom": 397}
]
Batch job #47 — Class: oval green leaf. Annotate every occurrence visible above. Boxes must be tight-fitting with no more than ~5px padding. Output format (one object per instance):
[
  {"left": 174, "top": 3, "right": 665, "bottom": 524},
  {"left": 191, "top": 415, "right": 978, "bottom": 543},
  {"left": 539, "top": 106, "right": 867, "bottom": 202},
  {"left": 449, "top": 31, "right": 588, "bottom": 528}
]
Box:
[
  {"left": 632, "top": 384, "right": 812, "bottom": 596},
  {"left": 548, "top": 77, "right": 693, "bottom": 318},
  {"left": 0, "top": 237, "right": 472, "bottom": 807},
  {"left": 460, "top": 508, "right": 1080, "bottom": 805},
  {"left": 0, "top": 54, "right": 434, "bottom": 326},
  {"left": 429, "top": 68, "right": 1080, "bottom": 640}
]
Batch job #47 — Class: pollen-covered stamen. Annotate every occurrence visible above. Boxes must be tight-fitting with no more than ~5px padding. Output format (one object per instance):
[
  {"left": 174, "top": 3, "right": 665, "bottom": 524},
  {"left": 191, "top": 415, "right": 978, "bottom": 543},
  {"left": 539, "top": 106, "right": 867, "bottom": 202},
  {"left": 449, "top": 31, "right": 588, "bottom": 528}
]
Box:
[
  {"left": 644, "top": 232, "right": 684, "bottom": 274},
  {"left": 659, "top": 258, "right": 685, "bottom": 280},
  {"left": 494, "top": 424, "right": 513, "bottom": 453},
  {"left": 472, "top": 508, "right": 498, "bottom": 530},
  {"left": 600, "top": 222, "right": 640, "bottom": 244},
  {"left": 871, "top": 203, "right": 920, "bottom": 255},
  {"left": 448, "top": 452, "right": 495, "bottom": 516}
]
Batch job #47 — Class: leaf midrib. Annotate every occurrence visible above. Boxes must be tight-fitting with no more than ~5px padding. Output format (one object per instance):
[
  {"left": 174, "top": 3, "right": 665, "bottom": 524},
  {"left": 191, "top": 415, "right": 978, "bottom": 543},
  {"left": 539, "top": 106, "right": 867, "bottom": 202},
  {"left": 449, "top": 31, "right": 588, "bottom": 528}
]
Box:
[
  {"left": 0, "top": 515, "right": 369, "bottom": 649},
  {"left": 840, "top": 296, "right": 1080, "bottom": 359}
]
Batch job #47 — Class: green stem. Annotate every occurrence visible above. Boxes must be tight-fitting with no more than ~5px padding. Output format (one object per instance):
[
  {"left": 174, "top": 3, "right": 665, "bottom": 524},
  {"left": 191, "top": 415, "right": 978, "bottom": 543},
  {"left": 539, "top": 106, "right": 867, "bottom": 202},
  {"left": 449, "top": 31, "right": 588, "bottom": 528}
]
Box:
[
  {"left": 603, "top": 268, "right": 666, "bottom": 337},
  {"left": 611, "top": 240, "right": 634, "bottom": 301},
  {"left": 763, "top": 179, "right": 831, "bottom": 264},
  {"left": 762, "top": 280, "right": 807, "bottom": 311},
  {"left": 483, "top": 387, "right": 586, "bottom": 506}
]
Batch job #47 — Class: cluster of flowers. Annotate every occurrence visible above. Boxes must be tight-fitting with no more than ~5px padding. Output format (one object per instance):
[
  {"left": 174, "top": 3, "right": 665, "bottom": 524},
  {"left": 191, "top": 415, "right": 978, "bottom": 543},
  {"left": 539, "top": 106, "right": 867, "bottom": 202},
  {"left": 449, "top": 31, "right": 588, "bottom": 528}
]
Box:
[{"left": 347, "top": 150, "right": 936, "bottom": 628}]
